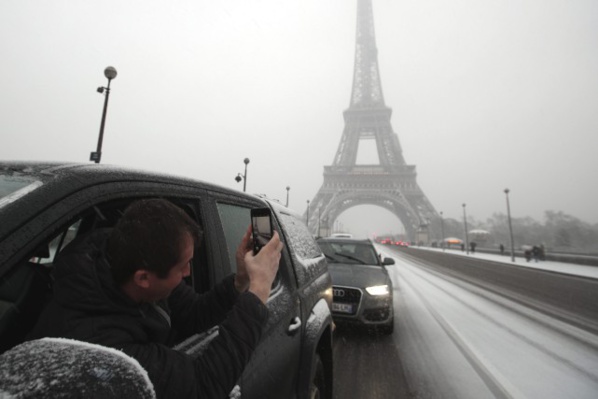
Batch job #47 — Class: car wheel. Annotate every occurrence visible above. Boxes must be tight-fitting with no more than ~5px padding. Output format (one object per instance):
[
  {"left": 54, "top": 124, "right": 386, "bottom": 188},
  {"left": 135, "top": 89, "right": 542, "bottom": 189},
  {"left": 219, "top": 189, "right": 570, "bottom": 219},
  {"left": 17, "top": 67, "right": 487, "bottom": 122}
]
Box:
[{"left": 309, "top": 353, "right": 325, "bottom": 399}]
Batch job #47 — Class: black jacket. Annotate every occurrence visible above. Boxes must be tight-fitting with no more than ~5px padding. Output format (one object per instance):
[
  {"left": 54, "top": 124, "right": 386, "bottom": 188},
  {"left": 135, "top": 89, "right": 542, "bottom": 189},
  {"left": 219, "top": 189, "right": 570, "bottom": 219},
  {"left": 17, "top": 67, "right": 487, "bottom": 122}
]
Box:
[{"left": 30, "top": 230, "right": 269, "bottom": 398}]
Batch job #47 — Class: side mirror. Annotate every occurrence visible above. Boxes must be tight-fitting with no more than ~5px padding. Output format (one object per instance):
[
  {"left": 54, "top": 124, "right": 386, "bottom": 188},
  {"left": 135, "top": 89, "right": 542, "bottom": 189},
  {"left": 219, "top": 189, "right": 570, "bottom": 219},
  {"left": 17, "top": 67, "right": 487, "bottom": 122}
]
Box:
[{"left": 382, "top": 257, "right": 395, "bottom": 266}]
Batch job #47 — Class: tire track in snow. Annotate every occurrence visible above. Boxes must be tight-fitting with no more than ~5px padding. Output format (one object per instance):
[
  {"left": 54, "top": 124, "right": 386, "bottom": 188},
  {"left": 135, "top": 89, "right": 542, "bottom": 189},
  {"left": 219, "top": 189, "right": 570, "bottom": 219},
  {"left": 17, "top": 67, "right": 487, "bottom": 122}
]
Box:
[{"left": 396, "top": 265, "right": 526, "bottom": 399}]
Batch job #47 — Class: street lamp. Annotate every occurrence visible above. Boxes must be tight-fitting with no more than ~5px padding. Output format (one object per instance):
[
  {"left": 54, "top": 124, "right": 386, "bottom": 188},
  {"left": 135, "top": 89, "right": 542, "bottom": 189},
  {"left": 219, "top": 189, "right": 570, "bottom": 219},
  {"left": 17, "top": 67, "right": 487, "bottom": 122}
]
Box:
[
  {"left": 286, "top": 186, "right": 290, "bottom": 207},
  {"left": 462, "top": 203, "right": 470, "bottom": 255},
  {"left": 91, "top": 66, "right": 117, "bottom": 164},
  {"left": 235, "top": 158, "right": 250, "bottom": 192},
  {"left": 306, "top": 200, "right": 310, "bottom": 227},
  {"left": 504, "top": 188, "right": 516, "bottom": 262},
  {"left": 440, "top": 211, "right": 445, "bottom": 251}
]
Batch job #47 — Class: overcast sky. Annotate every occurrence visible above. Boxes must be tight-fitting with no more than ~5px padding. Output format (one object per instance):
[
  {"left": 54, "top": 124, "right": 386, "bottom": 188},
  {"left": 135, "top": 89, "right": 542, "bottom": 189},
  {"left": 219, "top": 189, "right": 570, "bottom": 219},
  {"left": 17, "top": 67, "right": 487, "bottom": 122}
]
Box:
[{"left": 2, "top": 0, "right": 597, "bottom": 239}]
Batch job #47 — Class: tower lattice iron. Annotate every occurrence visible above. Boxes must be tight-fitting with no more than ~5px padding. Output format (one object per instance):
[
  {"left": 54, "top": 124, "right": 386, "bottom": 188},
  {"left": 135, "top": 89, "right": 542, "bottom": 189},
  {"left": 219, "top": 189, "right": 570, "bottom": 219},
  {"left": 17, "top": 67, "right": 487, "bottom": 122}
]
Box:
[{"left": 306, "top": 0, "right": 437, "bottom": 242}]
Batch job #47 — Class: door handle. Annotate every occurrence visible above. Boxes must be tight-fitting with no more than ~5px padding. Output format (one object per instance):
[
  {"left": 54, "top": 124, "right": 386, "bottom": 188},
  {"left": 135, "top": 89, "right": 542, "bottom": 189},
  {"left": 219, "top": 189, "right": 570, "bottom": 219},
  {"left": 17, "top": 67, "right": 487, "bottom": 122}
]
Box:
[{"left": 287, "top": 317, "right": 302, "bottom": 336}]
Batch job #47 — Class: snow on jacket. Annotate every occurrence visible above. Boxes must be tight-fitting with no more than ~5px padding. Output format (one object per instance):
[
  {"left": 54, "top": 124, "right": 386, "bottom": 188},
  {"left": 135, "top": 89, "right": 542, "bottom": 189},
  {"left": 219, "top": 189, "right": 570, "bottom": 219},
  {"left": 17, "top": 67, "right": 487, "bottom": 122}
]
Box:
[{"left": 29, "top": 229, "right": 269, "bottom": 398}]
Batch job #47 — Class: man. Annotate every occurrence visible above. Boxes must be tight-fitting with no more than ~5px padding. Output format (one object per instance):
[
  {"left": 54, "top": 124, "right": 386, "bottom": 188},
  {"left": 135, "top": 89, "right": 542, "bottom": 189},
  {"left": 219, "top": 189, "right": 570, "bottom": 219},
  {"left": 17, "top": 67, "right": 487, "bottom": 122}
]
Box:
[{"left": 30, "top": 198, "right": 283, "bottom": 398}]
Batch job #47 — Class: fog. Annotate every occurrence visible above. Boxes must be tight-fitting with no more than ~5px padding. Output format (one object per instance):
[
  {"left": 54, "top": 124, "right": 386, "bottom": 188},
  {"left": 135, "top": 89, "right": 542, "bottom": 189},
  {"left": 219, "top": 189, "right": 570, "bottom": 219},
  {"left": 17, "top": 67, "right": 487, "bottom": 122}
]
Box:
[{"left": 1, "top": 0, "right": 597, "bottom": 238}]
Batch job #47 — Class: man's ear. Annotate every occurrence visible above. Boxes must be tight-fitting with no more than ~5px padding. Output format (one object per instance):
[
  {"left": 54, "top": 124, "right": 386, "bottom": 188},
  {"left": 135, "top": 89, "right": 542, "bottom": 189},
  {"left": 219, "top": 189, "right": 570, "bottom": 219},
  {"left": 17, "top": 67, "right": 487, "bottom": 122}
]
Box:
[{"left": 132, "top": 269, "right": 152, "bottom": 289}]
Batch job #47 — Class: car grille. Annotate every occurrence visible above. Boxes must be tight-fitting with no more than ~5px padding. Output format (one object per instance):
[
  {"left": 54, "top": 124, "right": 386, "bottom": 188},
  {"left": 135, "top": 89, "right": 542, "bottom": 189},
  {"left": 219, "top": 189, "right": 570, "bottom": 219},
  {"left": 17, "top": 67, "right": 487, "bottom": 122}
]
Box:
[
  {"left": 363, "top": 307, "right": 391, "bottom": 322},
  {"left": 332, "top": 286, "right": 361, "bottom": 316}
]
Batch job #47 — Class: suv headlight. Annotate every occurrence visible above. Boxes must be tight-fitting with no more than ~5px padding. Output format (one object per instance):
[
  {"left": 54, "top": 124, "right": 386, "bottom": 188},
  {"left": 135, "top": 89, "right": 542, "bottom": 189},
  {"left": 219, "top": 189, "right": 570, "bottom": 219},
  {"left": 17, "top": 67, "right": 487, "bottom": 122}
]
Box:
[{"left": 365, "top": 285, "right": 390, "bottom": 296}]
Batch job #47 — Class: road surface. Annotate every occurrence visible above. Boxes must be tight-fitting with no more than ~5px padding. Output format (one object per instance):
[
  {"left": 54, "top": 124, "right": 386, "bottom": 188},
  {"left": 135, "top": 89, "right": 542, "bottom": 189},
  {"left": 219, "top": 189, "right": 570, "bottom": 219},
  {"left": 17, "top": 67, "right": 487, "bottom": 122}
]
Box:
[{"left": 333, "top": 247, "right": 598, "bottom": 399}]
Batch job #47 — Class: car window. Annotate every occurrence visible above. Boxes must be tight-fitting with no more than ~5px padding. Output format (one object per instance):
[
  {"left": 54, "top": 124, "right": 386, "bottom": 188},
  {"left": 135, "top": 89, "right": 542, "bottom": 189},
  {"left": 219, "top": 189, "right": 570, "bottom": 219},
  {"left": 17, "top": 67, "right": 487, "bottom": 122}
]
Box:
[
  {"left": 216, "top": 202, "right": 250, "bottom": 274},
  {"left": 29, "top": 220, "right": 81, "bottom": 265},
  {"left": 216, "top": 202, "right": 282, "bottom": 293},
  {"left": 0, "top": 176, "right": 42, "bottom": 209}
]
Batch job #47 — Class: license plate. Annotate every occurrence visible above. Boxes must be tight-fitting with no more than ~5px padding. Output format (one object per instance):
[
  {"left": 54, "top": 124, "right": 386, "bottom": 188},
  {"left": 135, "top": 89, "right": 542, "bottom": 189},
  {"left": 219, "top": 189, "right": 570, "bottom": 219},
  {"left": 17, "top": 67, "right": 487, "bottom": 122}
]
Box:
[{"left": 332, "top": 302, "right": 353, "bottom": 314}]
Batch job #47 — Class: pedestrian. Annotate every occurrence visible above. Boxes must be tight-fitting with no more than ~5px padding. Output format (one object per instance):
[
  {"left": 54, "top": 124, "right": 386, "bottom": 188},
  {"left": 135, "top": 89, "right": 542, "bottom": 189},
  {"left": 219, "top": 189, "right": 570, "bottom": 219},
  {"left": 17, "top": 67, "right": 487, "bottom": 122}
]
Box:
[
  {"left": 524, "top": 248, "right": 532, "bottom": 262},
  {"left": 30, "top": 198, "right": 283, "bottom": 398},
  {"left": 470, "top": 242, "right": 477, "bottom": 254},
  {"left": 499, "top": 244, "right": 505, "bottom": 255},
  {"left": 460, "top": 243, "right": 465, "bottom": 252}
]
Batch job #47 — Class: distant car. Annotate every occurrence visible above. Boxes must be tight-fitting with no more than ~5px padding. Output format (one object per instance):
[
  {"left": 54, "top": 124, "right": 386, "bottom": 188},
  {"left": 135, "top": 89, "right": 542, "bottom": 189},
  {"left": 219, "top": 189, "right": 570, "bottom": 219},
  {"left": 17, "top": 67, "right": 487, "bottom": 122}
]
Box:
[
  {"left": 317, "top": 237, "right": 395, "bottom": 334},
  {"left": 330, "top": 233, "right": 353, "bottom": 239}
]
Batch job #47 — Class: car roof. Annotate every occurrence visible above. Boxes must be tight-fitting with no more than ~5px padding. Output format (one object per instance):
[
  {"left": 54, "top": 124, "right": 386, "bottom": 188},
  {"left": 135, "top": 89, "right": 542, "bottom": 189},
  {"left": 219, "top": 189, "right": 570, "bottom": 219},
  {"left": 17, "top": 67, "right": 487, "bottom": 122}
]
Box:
[{"left": 0, "top": 161, "right": 261, "bottom": 239}]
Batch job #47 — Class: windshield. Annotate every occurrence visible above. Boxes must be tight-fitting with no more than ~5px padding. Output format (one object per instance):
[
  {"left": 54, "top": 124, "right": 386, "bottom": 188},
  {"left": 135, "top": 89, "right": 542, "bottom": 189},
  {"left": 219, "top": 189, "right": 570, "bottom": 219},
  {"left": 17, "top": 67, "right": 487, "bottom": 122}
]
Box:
[
  {"left": 0, "top": 175, "right": 42, "bottom": 208},
  {"left": 318, "top": 242, "right": 379, "bottom": 265}
]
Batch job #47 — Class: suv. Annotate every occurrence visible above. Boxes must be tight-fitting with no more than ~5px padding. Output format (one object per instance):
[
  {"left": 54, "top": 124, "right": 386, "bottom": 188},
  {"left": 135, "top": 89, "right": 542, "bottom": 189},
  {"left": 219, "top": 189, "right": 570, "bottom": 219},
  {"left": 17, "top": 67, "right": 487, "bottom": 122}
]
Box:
[
  {"left": 317, "top": 237, "right": 395, "bottom": 334},
  {"left": 0, "top": 162, "right": 333, "bottom": 399}
]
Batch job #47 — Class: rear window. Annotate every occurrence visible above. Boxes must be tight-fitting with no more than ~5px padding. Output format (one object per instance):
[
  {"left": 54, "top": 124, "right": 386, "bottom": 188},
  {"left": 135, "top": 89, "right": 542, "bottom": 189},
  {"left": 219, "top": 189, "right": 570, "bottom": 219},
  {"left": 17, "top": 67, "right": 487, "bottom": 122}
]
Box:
[{"left": 0, "top": 176, "right": 42, "bottom": 208}]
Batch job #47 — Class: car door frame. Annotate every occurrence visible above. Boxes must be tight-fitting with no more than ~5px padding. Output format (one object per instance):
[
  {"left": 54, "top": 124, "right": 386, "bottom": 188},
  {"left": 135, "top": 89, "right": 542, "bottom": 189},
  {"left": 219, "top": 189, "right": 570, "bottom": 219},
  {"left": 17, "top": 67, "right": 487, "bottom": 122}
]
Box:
[{"left": 200, "top": 190, "right": 303, "bottom": 398}]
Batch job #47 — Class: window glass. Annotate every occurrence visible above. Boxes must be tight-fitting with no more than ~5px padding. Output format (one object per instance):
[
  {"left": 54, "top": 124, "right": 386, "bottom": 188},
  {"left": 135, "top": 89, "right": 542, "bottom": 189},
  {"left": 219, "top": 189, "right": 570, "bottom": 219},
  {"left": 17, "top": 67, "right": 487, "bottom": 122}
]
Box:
[
  {"left": 318, "top": 241, "right": 379, "bottom": 265},
  {"left": 0, "top": 176, "right": 42, "bottom": 208},
  {"left": 216, "top": 203, "right": 251, "bottom": 273},
  {"left": 30, "top": 220, "right": 81, "bottom": 265}
]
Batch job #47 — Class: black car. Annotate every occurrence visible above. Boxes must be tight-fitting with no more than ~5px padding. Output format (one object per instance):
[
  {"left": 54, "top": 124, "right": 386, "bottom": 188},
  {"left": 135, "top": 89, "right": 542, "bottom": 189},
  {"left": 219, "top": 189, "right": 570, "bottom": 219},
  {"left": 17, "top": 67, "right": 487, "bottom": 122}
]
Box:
[
  {"left": 0, "top": 162, "right": 334, "bottom": 399},
  {"left": 317, "top": 237, "right": 395, "bottom": 334}
]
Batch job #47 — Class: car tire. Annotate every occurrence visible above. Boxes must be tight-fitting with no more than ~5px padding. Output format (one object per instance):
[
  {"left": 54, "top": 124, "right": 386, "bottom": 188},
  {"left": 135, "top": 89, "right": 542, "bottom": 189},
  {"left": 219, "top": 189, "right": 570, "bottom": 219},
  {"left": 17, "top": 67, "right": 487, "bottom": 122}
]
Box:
[{"left": 309, "top": 353, "right": 325, "bottom": 399}]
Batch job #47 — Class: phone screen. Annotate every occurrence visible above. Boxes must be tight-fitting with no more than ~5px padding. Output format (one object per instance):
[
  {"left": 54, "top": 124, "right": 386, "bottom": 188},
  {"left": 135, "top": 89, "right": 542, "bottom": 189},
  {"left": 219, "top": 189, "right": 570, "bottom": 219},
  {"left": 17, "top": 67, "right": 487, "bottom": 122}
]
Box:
[{"left": 251, "top": 208, "right": 273, "bottom": 254}]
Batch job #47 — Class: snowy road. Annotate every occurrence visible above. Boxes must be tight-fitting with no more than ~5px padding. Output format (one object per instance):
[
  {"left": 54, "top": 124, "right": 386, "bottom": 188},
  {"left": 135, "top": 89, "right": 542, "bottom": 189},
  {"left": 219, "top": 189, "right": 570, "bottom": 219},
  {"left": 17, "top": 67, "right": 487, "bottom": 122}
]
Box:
[{"left": 333, "top": 247, "right": 598, "bottom": 399}]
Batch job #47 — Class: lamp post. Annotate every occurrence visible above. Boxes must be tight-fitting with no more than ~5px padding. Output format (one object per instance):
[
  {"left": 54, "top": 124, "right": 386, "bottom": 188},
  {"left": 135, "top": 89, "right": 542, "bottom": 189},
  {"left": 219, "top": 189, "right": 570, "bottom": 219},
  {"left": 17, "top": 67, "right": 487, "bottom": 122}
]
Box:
[
  {"left": 306, "top": 200, "right": 310, "bottom": 227},
  {"left": 462, "top": 203, "right": 470, "bottom": 255},
  {"left": 286, "top": 186, "right": 290, "bottom": 207},
  {"left": 91, "top": 66, "right": 117, "bottom": 164},
  {"left": 440, "top": 211, "right": 445, "bottom": 251},
  {"left": 235, "top": 158, "right": 250, "bottom": 192},
  {"left": 504, "top": 188, "right": 515, "bottom": 262}
]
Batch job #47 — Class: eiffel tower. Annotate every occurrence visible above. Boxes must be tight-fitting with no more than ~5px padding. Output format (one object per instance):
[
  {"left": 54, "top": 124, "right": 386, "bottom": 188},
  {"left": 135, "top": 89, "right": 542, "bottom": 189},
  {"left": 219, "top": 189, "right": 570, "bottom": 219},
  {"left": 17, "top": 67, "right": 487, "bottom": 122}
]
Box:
[{"left": 307, "top": 0, "right": 438, "bottom": 242}]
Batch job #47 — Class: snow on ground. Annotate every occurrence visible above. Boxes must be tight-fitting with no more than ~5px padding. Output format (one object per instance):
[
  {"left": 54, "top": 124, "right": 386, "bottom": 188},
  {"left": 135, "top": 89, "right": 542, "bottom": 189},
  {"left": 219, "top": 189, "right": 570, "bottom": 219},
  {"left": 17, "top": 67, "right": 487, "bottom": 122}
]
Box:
[
  {"left": 374, "top": 244, "right": 598, "bottom": 399},
  {"left": 379, "top": 245, "right": 598, "bottom": 280}
]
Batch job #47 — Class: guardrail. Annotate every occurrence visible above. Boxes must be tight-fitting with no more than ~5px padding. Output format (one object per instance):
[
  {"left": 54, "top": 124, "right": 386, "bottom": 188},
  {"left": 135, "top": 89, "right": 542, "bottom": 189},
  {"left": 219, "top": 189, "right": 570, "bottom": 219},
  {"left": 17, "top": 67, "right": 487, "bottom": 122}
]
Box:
[{"left": 444, "top": 246, "right": 598, "bottom": 267}]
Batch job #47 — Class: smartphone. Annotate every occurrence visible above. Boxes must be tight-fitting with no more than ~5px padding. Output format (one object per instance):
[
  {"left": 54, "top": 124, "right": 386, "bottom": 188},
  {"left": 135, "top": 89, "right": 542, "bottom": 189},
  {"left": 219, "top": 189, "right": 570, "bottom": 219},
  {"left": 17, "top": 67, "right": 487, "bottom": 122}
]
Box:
[{"left": 251, "top": 207, "right": 273, "bottom": 254}]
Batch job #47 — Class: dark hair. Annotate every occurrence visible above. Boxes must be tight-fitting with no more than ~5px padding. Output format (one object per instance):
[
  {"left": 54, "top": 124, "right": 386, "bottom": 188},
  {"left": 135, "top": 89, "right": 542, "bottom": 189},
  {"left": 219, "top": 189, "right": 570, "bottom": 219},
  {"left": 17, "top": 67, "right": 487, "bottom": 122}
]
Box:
[{"left": 106, "top": 199, "right": 202, "bottom": 286}]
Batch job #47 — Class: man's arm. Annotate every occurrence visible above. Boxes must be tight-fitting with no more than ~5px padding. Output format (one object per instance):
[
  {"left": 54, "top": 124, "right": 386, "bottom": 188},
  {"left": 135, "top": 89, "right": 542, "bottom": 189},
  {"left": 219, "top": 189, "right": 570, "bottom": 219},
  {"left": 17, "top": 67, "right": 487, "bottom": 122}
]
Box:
[
  {"left": 121, "top": 291, "right": 268, "bottom": 398},
  {"left": 168, "top": 274, "right": 241, "bottom": 338},
  {"left": 234, "top": 227, "right": 283, "bottom": 303}
]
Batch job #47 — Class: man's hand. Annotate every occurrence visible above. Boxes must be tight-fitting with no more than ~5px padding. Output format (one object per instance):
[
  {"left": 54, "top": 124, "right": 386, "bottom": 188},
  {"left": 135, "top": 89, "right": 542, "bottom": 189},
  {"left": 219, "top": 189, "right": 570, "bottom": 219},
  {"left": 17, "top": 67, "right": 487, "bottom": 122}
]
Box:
[{"left": 243, "top": 231, "right": 283, "bottom": 304}]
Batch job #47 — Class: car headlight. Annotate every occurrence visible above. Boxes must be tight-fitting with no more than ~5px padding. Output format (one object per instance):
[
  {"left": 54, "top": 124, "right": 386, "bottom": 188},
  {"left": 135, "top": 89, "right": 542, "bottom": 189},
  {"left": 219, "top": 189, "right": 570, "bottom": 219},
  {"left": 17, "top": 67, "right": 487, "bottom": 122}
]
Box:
[{"left": 365, "top": 285, "right": 390, "bottom": 296}]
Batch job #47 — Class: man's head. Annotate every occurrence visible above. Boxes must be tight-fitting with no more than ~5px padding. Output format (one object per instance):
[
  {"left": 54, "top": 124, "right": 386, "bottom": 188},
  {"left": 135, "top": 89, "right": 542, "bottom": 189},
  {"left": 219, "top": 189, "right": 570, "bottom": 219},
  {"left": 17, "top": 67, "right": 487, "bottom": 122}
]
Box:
[{"left": 106, "top": 199, "right": 201, "bottom": 301}]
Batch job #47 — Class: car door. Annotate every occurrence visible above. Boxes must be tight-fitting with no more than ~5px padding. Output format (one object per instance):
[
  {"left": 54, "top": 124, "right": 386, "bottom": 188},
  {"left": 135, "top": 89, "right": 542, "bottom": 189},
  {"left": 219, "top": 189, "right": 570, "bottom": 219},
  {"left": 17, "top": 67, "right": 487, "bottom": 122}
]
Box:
[{"left": 207, "top": 195, "right": 302, "bottom": 398}]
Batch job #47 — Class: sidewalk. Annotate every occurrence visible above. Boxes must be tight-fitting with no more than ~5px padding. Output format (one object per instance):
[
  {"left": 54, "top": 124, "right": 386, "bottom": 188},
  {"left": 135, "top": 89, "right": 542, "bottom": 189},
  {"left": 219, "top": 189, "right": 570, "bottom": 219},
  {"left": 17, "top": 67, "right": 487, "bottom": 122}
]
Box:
[{"left": 381, "top": 245, "right": 598, "bottom": 280}]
